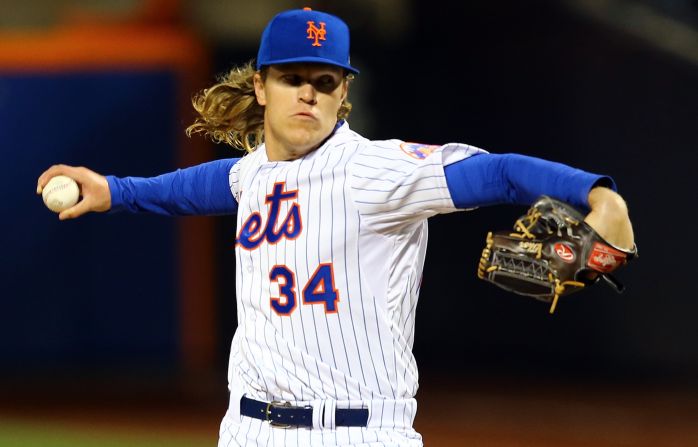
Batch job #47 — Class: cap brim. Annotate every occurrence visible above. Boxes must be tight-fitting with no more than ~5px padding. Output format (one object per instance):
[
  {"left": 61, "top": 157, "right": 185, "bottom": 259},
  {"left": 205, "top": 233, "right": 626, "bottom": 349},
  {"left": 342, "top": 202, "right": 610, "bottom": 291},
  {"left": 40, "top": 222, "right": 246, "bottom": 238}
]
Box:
[{"left": 259, "top": 56, "right": 359, "bottom": 74}]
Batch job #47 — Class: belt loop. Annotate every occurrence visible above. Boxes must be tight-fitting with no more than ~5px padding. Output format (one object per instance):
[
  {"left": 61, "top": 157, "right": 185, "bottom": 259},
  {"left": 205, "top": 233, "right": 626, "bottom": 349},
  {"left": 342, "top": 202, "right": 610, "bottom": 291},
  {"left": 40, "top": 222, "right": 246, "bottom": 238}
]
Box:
[
  {"left": 310, "top": 399, "right": 324, "bottom": 429},
  {"left": 229, "top": 390, "right": 243, "bottom": 422},
  {"left": 322, "top": 399, "right": 337, "bottom": 429}
]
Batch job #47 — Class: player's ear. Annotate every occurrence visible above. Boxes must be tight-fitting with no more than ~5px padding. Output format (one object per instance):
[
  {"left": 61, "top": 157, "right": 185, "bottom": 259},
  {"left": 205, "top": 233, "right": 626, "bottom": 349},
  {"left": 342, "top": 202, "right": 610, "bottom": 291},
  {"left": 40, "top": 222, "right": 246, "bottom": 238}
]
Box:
[{"left": 253, "top": 72, "right": 267, "bottom": 106}]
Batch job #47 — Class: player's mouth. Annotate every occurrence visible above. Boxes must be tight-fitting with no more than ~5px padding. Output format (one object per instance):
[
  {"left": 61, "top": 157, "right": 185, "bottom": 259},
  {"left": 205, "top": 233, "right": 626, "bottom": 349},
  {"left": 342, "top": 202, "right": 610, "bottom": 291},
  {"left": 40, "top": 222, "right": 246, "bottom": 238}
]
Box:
[{"left": 293, "top": 111, "right": 316, "bottom": 120}]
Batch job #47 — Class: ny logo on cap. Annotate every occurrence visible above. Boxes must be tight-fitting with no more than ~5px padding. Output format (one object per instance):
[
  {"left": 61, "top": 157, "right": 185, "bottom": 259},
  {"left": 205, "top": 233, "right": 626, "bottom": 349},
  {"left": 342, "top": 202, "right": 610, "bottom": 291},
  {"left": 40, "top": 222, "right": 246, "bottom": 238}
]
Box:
[{"left": 306, "top": 21, "right": 326, "bottom": 47}]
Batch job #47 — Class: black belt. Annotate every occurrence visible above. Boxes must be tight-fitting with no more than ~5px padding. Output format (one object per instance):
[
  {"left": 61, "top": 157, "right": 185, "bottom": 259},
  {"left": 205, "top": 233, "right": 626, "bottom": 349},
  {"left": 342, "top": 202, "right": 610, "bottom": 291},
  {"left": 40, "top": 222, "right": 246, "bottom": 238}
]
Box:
[{"left": 240, "top": 396, "right": 368, "bottom": 428}]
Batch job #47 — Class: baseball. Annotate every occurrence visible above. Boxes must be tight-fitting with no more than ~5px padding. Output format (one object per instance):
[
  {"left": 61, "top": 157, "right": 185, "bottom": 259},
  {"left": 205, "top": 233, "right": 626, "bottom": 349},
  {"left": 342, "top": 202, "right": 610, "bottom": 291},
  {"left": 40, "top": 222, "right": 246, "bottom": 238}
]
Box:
[{"left": 42, "top": 175, "right": 80, "bottom": 213}]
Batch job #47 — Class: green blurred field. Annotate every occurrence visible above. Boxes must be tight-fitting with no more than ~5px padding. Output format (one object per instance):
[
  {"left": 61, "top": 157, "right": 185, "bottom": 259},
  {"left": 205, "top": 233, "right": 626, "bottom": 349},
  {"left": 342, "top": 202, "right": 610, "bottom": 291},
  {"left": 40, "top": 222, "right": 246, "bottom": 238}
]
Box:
[{"left": 0, "top": 417, "right": 213, "bottom": 447}]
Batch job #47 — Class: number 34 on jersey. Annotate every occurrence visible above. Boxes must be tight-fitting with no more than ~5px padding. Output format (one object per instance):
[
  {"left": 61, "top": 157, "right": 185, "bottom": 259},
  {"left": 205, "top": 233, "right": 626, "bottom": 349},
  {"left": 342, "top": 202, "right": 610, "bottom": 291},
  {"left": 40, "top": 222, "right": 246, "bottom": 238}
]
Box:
[{"left": 269, "top": 263, "right": 339, "bottom": 316}]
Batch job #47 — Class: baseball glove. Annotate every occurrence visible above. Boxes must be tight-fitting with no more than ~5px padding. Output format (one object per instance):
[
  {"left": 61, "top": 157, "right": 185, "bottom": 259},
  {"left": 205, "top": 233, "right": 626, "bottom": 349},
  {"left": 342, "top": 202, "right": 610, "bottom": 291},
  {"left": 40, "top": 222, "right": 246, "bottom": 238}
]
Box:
[{"left": 477, "top": 195, "right": 637, "bottom": 313}]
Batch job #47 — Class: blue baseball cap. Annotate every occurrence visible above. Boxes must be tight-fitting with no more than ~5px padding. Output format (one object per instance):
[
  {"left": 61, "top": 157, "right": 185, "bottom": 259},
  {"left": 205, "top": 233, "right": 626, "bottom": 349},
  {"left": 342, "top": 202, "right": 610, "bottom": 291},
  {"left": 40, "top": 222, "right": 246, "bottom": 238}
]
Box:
[{"left": 256, "top": 7, "right": 359, "bottom": 74}]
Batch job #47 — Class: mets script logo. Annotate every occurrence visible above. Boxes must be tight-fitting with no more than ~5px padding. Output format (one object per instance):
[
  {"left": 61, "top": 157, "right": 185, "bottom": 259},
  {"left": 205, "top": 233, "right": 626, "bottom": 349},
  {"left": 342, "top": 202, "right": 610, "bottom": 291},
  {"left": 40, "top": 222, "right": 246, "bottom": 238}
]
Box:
[
  {"left": 306, "top": 21, "right": 327, "bottom": 46},
  {"left": 400, "top": 142, "right": 440, "bottom": 160},
  {"left": 236, "top": 182, "right": 302, "bottom": 251}
]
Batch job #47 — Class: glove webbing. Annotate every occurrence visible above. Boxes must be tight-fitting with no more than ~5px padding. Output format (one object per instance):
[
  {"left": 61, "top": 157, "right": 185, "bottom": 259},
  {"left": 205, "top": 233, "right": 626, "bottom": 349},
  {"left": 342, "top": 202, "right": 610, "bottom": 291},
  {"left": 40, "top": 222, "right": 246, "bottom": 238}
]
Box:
[
  {"left": 513, "top": 209, "right": 586, "bottom": 313},
  {"left": 479, "top": 222, "right": 586, "bottom": 314}
]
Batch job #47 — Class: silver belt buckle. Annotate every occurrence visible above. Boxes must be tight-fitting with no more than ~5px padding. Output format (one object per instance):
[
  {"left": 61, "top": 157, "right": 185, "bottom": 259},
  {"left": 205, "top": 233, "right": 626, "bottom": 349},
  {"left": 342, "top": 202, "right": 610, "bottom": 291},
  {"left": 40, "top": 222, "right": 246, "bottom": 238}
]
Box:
[{"left": 265, "top": 400, "right": 293, "bottom": 428}]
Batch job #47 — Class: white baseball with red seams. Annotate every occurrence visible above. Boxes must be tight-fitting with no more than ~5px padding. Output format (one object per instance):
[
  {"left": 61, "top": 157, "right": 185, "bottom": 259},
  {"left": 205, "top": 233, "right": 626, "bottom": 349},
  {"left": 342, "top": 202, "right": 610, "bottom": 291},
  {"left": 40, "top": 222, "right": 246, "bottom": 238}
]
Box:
[{"left": 42, "top": 175, "right": 80, "bottom": 213}]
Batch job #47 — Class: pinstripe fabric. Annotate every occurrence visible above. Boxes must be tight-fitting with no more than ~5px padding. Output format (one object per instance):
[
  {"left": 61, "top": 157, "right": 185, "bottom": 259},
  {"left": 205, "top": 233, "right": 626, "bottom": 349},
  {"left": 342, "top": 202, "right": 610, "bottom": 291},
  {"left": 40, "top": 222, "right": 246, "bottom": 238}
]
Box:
[{"left": 220, "top": 122, "right": 484, "bottom": 446}]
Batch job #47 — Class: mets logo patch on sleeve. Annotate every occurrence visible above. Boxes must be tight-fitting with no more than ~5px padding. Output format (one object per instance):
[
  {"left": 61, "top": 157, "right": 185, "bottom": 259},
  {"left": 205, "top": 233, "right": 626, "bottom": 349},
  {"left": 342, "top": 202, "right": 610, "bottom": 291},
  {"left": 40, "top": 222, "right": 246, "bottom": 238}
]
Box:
[{"left": 400, "top": 142, "right": 440, "bottom": 160}]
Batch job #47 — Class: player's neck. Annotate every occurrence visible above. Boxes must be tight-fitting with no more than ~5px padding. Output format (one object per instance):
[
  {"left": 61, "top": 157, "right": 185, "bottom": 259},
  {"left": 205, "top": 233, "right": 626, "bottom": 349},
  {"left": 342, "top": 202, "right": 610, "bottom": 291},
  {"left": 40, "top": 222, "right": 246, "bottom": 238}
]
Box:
[
  {"left": 264, "top": 129, "right": 331, "bottom": 162},
  {"left": 265, "top": 141, "right": 307, "bottom": 162}
]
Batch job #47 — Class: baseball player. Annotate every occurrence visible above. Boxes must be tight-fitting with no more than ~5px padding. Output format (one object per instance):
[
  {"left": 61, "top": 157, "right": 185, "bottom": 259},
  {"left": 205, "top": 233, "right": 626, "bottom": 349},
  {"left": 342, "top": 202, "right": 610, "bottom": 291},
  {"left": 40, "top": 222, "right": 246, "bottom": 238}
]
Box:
[{"left": 36, "top": 8, "right": 634, "bottom": 447}]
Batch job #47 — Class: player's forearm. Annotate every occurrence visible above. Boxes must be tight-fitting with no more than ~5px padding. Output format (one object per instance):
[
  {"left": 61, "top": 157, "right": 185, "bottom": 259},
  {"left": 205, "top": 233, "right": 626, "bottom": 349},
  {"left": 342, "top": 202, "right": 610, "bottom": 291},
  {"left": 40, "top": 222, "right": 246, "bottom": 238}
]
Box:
[
  {"left": 444, "top": 153, "right": 615, "bottom": 210},
  {"left": 108, "top": 158, "right": 240, "bottom": 216}
]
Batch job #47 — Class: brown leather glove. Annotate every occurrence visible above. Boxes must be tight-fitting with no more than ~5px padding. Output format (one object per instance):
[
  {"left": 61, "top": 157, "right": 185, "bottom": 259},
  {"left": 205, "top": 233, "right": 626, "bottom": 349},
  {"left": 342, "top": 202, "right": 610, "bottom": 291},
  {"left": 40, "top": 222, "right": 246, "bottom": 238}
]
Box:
[{"left": 478, "top": 195, "right": 637, "bottom": 313}]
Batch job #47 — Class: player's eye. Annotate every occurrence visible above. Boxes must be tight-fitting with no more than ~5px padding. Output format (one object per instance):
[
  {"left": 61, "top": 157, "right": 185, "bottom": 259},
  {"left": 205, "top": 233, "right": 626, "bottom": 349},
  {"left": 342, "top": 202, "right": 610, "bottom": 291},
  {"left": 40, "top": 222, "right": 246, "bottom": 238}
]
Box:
[
  {"left": 313, "top": 75, "right": 340, "bottom": 93},
  {"left": 281, "top": 75, "right": 303, "bottom": 86}
]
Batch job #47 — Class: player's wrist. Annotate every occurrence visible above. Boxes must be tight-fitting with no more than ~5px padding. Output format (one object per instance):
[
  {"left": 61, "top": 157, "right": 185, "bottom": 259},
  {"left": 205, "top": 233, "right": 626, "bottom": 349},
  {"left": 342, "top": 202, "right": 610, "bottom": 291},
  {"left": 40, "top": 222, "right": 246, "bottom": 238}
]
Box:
[
  {"left": 104, "top": 175, "right": 121, "bottom": 212},
  {"left": 588, "top": 186, "right": 627, "bottom": 215}
]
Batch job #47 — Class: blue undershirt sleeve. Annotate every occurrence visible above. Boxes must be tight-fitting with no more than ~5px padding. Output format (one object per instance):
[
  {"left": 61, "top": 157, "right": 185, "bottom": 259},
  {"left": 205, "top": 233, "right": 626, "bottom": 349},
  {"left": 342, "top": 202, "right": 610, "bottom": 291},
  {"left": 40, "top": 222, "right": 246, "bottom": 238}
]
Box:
[
  {"left": 444, "top": 153, "right": 615, "bottom": 212},
  {"left": 106, "top": 158, "right": 240, "bottom": 216}
]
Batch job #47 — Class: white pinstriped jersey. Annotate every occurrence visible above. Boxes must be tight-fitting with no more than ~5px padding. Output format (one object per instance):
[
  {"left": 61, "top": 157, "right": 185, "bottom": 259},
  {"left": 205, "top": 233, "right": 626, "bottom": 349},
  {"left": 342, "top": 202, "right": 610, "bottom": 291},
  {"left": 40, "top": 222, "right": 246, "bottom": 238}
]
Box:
[{"left": 220, "top": 122, "right": 484, "bottom": 446}]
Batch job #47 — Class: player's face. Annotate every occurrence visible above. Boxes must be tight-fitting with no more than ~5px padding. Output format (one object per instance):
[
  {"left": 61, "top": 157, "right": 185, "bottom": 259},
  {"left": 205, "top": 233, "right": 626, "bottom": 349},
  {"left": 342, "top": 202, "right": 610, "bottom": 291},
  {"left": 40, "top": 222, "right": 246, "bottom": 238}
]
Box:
[{"left": 254, "top": 64, "right": 348, "bottom": 161}]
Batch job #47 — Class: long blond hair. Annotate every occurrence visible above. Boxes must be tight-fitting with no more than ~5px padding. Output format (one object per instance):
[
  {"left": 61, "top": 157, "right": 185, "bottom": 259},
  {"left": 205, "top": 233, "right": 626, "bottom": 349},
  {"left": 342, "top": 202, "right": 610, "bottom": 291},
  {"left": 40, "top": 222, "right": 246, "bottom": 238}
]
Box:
[{"left": 186, "top": 61, "right": 354, "bottom": 153}]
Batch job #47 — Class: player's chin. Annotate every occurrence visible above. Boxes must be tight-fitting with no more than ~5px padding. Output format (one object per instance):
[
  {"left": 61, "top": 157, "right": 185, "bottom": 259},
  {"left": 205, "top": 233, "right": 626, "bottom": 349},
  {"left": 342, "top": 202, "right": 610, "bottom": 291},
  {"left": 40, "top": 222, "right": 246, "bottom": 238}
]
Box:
[{"left": 287, "top": 129, "right": 325, "bottom": 151}]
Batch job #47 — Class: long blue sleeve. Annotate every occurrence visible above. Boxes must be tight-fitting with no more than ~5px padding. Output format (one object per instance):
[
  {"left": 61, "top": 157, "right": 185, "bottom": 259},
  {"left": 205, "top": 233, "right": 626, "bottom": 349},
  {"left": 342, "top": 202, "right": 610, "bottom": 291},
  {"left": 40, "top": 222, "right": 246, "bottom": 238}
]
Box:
[
  {"left": 106, "top": 158, "right": 240, "bottom": 216},
  {"left": 444, "top": 153, "right": 615, "bottom": 212}
]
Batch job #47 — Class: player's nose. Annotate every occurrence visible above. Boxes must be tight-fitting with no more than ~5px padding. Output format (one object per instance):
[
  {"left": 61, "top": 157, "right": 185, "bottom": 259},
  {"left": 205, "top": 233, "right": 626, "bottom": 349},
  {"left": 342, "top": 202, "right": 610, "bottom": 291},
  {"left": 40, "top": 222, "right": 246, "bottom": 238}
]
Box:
[{"left": 298, "top": 84, "right": 317, "bottom": 105}]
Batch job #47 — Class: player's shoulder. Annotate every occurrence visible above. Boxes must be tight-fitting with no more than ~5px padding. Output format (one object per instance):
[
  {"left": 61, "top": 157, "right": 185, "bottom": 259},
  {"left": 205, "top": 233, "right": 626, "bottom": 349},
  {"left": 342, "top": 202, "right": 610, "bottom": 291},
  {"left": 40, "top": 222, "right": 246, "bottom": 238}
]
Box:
[
  {"left": 327, "top": 120, "right": 367, "bottom": 148},
  {"left": 320, "top": 121, "right": 437, "bottom": 161},
  {"left": 361, "top": 137, "right": 489, "bottom": 162},
  {"left": 228, "top": 148, "right": 266, "bottom": 196},
  {"left": 353, "top": 136, "right": 443, "bottom": 164},
  {"left": 233, "top": 146, "right": 266, "bottom": 170}
]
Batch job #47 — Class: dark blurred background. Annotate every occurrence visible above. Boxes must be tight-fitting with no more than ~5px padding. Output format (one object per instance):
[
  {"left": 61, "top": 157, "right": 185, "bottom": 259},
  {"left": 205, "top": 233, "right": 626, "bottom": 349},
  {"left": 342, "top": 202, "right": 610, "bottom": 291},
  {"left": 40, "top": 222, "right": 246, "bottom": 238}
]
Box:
[{"left": 1, "top": 0, "right": 697, "bottom": 445}]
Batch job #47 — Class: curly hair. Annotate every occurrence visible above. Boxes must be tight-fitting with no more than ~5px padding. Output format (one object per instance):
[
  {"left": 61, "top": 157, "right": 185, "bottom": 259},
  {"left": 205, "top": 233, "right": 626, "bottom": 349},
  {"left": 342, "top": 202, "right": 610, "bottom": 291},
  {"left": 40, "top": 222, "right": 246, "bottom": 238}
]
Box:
[{"left": 186, "top": 61, "right": 354, "bottom": 153}]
